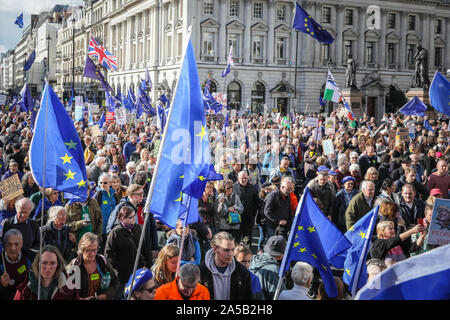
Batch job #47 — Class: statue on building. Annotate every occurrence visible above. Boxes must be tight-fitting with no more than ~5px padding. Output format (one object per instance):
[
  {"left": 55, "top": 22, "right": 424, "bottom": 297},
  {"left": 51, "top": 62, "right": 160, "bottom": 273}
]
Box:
[
  {"left": 412, "top": 44, "right": 430, "bottom": 88},
  {"left": 344, "top": 54, "right": 357, "bottom": 88}
]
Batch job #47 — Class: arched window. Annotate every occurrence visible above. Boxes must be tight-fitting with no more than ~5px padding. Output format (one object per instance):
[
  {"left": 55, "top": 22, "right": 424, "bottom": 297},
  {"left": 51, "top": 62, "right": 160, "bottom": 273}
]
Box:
[
  {"left": 251, "top": 81, "right": 265, "bottom": 113},
  {"left": 201, "top": 79, "right": 217, "bottom": 94},
  {"left": 227, "top": 81, "right": 241, "bottom": 110}
]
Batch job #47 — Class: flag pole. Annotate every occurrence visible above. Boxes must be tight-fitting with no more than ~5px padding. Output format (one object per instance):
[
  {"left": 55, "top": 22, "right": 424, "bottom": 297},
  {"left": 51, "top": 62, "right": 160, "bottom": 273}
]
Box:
[
  {"left": 36, "top": 82, "right": 50, "bottom": 301},
  {"left": 127, "top": 26, "right": 193, "bottom": 300},
  {"left": 273, "top": 187, "right": 308, "bottom": 300},
  {"left": 175, "top": 195, "right": 192, "bottom": 278}
]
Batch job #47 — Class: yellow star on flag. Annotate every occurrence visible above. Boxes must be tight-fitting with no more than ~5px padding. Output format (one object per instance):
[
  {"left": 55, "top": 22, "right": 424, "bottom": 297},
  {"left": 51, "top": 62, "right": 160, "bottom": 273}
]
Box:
[
  {"left": 358, "top": 231, "right": 366, "bottom": 239},
  {"left": 293, "top": 241, "right": 300, "bottom": 248},
  {"left": 349, "top": 225, "right": 355, "bottom": 232},
  {"left": 179, "top": 175, "right": 184, "bottom": 179},
  {"left": 346, "top": 269, "right": 351, "bottom": 276},
  {"left": 198, "top": 176, "right": 206, "bottom": 181},
  {"left": 298, "top": 226, "right": 304, "bottom": 231},
  {"left": 307, "top": 226, "right": 316, "bottom": 233},
  {"left": 60, "top": 153, "right": 73, "bottom": 164},
  {"left": 65, "top": 139, "right": 77, "bottom": 150},
  {"left": 299, "top": 248, "right": 307, "bottom": 253},
  {"left": 312, "top": 253, "right": 318, "bottom": 259},
  {"left": 174, "top": 192, "right": 183, "bottom": 202},
  {"left": 321, "top": 264, "right": 327, "bottom": 271},
  {"left": 64, "top": 169, "right": 76, "bottom": 180},
  {"left": 196, "top": 125, "right": 207, "bottom": 140},
  {"left": 77, "top": 179, "right": 87, "bottom": 188}
]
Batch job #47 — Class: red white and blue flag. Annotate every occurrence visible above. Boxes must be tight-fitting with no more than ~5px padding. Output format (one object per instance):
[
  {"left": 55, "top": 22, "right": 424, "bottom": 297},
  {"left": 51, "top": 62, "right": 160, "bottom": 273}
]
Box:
[
  {"left": 88, "top": 35, "right": 118, "bottom": 71},
  {"left": 221, "top": 46, "right": 235, "bottom": 77}
]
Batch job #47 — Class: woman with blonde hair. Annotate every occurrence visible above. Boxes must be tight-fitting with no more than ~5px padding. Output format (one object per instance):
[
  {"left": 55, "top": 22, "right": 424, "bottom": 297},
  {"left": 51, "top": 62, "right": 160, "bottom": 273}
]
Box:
[
  {"left": 66, "top": 232, "right": 119, "bottom": 300},
  {"left": 364, "top": 167, "right": 380, "bottom": 195},
  {"left": 151, "top": 244, "right": 180, "bottom": 288}
]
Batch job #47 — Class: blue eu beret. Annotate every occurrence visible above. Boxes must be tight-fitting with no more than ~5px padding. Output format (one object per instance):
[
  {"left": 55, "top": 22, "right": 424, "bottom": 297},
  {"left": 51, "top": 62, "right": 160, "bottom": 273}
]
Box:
[
  {"left": 317, "top": 165, "right": 329, "bottom": 172},
  {"left": 342, "top": 176, "right": 355, "bottom": 184},
  {"left": 329, "top": 170, "right": 337, "bottom": 176},
  {"left": 124, "top": 268, "right": 153, "bottom": 296}
]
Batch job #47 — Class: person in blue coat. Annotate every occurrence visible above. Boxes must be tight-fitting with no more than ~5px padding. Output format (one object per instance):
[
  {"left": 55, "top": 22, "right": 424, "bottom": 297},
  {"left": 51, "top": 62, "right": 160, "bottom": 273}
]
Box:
[{"left": 166, "top": 220, "right": 201, "bottom": 266}]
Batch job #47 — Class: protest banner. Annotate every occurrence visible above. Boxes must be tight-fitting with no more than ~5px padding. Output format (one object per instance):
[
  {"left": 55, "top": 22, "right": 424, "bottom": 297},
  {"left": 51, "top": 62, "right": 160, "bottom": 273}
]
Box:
[
  {"left": 91, "top": 103, "right": 100, "bottom": 114},
  {"left": 0, "top": 94, "right": 7, "bottom": 105},
  {"left": 397, "top": 127, "right": 409, "bottom": 141},
  {"left": 231, "top": 109, "right": 237, "bottom": 118},
  {"left": 408, "top": 124, "right": 415, "bottom": 139},
  {"left": 91, "top": 125, "right": 102, "bottom": 137},
  {"left": 115, "top": 107, "right": 127, "bottom": 125},
  {"left": 388, "top": 130, "right": 396, "bottom": 149},
  {"left": 427, "top": 198, "right": 450, "bottom": 246},
  {"left": 75, "top": 96, "right": 83, "bottom": 107},
  {"left": 322, "top": 139, "right": 334, "bottom": 155},
  {"left": 74, "top": 105, "right": 83, "bottom": 121},
  {"left": 106, "top": 111, "right": 115, "bottom": 125},
  {"left": 305, "top": 117, "right": 319, "bottom": 128},
  {"left": 324, "top": 117, "right": 336, "bottom": 135},
  {"left": 213, "top": 92, "right": 227, "bottom": 106},
  {"left": 0, "top": 174, "right": 24, "bottom": 202}
]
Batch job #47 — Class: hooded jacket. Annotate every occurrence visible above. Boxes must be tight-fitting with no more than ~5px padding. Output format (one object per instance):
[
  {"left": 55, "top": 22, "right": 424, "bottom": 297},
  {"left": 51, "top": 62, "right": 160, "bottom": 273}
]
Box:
[
  {"left": 199, "top": 249, "right": 252, "bottom": 300},
  {"left": 249, "top": 253, "right": 285, "bottom": 301}
]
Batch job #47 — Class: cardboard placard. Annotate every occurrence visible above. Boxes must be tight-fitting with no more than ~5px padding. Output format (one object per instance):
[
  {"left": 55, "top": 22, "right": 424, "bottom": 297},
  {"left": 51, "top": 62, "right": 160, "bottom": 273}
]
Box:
[
  {"left": 324, "top": 117, "right": 336, "bottom": 135},
  {"left": 427, "top": 198, "right": 450, "bottom": 246},
  {"left": 397, "top": 127, "right": 409, "bottom": 142},
  {"left": 322, "top": 139, "right": 334, "bottom": 155},
  {"left": 74, "top": 105, "right": 83, "bottom": 122},
  {"left": 0, "top": 174, "right": 24, "bottom": 202},
  {"left": 91, "top": 125, "right": 102, "bottom": 137},
  {"left": 388, "top": 130, "right": 396, "bottom": 149},
  {"left": 91, "top": 103, "right": 100, "bottom": 114},
  {"left": 0, "top": 94, "right": 7, "bottom": 105},
  {"left": 305, "top": 117, "right": 319, "bottom": 128}
]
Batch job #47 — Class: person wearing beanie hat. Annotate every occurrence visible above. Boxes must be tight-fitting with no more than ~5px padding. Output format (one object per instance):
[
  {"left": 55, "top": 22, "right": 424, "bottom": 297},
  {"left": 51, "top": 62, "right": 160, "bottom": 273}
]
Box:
[
  {"left": 249, "top": 235, "right": 287, "bottom": 300},
  {"left": 334, "top": 176, "right": 358, "bottom": 232},
  {"left": 124, "top": 268, "right": 156, "bottom": 300}
]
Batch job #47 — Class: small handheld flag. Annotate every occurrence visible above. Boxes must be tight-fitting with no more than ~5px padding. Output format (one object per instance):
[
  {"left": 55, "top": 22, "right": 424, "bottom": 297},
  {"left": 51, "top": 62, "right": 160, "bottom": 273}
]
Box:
[{"left": 15, "top": 13, "right": 24, "bottom": 28}]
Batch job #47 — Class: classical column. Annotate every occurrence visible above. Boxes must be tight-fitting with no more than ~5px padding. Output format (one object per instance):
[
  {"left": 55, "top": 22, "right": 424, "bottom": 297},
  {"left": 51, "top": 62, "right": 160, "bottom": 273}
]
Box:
[
  {"left": 312, "top": 1, "right": 321, "bottom": 67},
  {"left": 171, "top": 0, "right": 177, "bottom": 63},
  {"left": 126, "top": 17, "right": 132, "bottom": 69},
  {"left": 267, "top": 0, "right": 275, "bottom": 65},
  {"left": 379, "top": 9, "right": 387, "bottom": 69},
  {"left": 143, "top": 10, "right": 148, "bottom": 63},
  {"left": 427, "top": 14, "right": 435, "bottom": 69},
  {"left": 243, "top": 0, "right": 251, "bottom": 64},
  {"left": 446, "top": 18, "right": 450, "bottom": 70},
  {"left": 335, "top": 5, "right": 344, "bottom": 67},
  {"left": 218, "top": 0, "right": 227, "bottom": 63},
  {"left": 399, "top": 11, "right": 407, "bottom": 70},
  {"left": 152, "top": 5, "right": 160, "bottom": 67},
  {"left": 357, "top": 6, "right": 366, "bottom": 67}
]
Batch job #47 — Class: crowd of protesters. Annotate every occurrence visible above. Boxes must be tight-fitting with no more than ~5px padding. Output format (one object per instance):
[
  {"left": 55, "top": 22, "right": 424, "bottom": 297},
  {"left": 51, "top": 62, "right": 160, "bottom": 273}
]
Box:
[{"left": 0, "top": 102, "right": 449, "bottom": 300}]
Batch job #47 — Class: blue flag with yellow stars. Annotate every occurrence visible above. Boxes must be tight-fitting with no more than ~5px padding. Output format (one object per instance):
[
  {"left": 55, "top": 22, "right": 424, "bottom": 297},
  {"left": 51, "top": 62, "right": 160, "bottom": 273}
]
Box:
[
  {"left": 149, "top": 38, "right": 211, "bottom": 229},
  {"left": 429, "top": 70, "right": 450, "bottom": 118},
  {"left": 342, "top": 206, "right": 379, "bottom": 296},
  {"left": 29, "top": 82, "right": 88, "bottom": 200},
  {"left": 15, "top": 13, "right": 23, "bottom": 28},
  {"left": 293, "top": 2, "right": 334, "bottom": 44},
  {"left": 278, "top": 187, "right": 351, "bottom": 298}
]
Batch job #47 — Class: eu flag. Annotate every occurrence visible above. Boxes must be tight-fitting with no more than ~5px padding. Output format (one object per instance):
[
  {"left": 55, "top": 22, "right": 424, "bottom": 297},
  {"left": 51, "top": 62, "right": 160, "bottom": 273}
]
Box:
[
  {"left": 423, "top": 119, "right": 435, "bottom": 132},
  {"left": 398, "top": 96, "right": 427, "bottom": 117},
  {"left": 15, "top": 13, "right": 23, "bottom": 28},
  {"left": 83, "top": 55, "right": 113, "bottom": 93},
  {"left": 149, "top": 39, "right": 211, "bottom": 229},
  {"left": 279, "top": 187, "right": 351, "bottom": 298},
  {"left": 145, "top": 68, "right": 152, "bottom": 91},
  {"left": 136, "top": 80, "right": 156, "bottom": 117},
  {"left": 105, "top": 90, "right": 116, "bottom": 112},
  {"left": 429, "top": 71, "right": 450, "bottom": 117},
  {"left": 23, "top": 50, "right": 36, "bottom": 71},
  {"left": 293, "top": 3, "right": 334, "bottom": 44},
  {"left": 342, "top": 206, "right": 379, "bottom": 296},
  {"left": 29, "top": 82, "right": 88, "bottom": 200},
  {"left": 17, "top": 83, "right": 34, "bottom": 113}
]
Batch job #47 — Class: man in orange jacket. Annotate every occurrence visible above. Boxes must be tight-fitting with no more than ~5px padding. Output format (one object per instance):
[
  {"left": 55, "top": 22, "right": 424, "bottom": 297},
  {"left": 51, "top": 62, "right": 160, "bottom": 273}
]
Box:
[{"left": 154, "top": 263, "right": 210, "bottom": 300}]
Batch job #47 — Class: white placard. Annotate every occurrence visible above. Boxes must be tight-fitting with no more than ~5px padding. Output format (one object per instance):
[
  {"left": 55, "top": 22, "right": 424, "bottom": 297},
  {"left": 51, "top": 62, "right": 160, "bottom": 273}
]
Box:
[
  {"left": 305, "top": 117, "right": 319, "bottom": 128},
  {"left": 75, "top": 96, "right": 83, "bottom": 107},
  {"left": 91, "top": 103, "right": 100, "bottom": 114},
  {"left": 0, "top": 94, "right": 7, "bottom": 105},
  {"left": 324, "top": 117, "right": 336, "bottom": 135},
  {"left": 322, "top": 139, "right": 334, "bottom": 155},
  {"left": 115, "top": 107, "right": 127, "bottom": 125},
  {"left": 231, "top": 109, "right": 237, "bottom": 118}
]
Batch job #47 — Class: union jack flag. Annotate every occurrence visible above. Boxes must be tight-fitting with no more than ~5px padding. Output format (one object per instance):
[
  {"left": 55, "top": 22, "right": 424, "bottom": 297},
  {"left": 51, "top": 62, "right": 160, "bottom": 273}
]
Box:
[{"left": 88, "top": 35, "right": 118, "bottom": 71}]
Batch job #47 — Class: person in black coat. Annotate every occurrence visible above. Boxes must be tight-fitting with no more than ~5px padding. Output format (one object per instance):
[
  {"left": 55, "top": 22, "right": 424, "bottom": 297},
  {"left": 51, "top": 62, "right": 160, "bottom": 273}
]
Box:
[
  {"left": 232, "top": 171, "right": 260, "bottom": 246},
  {"left": 398, "top": 183, "right": 425, "bottom": 229},
  {"left": 105, "top": 206, "right": 152, "bottom": 299},
  {"left": 41, "top": 206, "right": 77, "bottom": 263},
  {"left": 377, "top": 154, "right": 391, "bottom": 186}
]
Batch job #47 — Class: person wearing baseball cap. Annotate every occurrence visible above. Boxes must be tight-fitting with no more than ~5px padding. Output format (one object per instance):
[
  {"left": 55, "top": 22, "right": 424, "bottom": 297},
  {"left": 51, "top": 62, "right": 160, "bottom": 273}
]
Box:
[
  {"left": 250, "top": 235, "right": 286, "bottom": 300},
  {"left": 430, "top": 188, "right": 444, "bottom": 198}
]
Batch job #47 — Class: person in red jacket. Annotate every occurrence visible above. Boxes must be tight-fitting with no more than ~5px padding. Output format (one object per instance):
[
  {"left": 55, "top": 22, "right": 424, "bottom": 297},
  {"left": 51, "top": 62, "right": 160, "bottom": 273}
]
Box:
[
  {"left": 14, "top": 245, "right": 80, "bottom": 300},
  {"left": 154, "top": 263, "right": 210, "bottom": 300}
]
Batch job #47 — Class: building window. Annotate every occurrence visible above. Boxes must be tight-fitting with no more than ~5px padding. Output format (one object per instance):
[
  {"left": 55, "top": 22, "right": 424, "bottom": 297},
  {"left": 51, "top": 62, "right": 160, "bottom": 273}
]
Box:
[
  {"left": 202, "top": 33, "right": 214, "bottom": 56},
  {"left": 322, "top": 7, "right": 331, "bottom": 24},
  {"left": 388, "top": 13, "right": 396, "bottom": 29},
  {"left": 253, "top": 2, "right": 263, "bottom": 19},
  {"left": 435, "top": 47, "right": 443, "bottom": 66},
  {"left": 366, "top": 42, "right": 375, "bottom": 64},
  {"left": 229, "top": 0, "right": 239, "bottom": 17},
  {"left": 276, "top": 4, "right": 286, "bottom": 21},
  {"left": 228, "top": 34, "right": 239, "bottom": 59},
  {"left": 252, "top": 36, "right": 262, "bottom": 59},
  {"left": 435, "top": 19, "right": 442, "bottom": 34},
  {"left": 276, "top": 38, "right": 287, "bottom": 59},
  {"left": 344, "top": 40, "right": 353, "bottom": 59},
  {"left": 345, "top": 9, "right": 353, "bottom": 26},
  {"left": 203, "top": 0, "right": 213, "bottom": 16},
  {"left": 321, "top": 43, "right": 330, "bottom": 62},
  {"left": 407, "top": 44, "right": 415, "bottom": 65},
  {"left": 388, "top": 43, "right": 395, "bottom": 65},
  {"left": 408, "top": 15, "right": 415, "bottom": 31}
]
